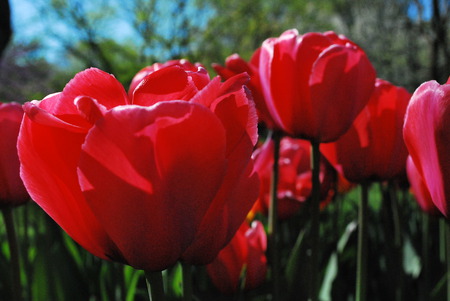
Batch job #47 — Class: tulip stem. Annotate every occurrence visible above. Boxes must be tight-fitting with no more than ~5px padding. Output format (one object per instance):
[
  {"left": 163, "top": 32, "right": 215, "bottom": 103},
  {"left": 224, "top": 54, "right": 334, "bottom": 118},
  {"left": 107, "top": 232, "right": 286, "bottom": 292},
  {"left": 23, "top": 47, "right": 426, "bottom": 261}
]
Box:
[
  {"left": 356, "top": 183, "right": 369, "bottom": 301},
  {"left": 440, "top": 218, "right": 446, "bottom": 263},
  {"left": 420, "top": 212, "right": 430, "bottom": 301},
  {"left": 144, "top": 270, "right": 165, "bottom": 301},
  {"left": 309, "top": 140, "right": 321, "bottom": 301},
  {"left": 182, "top": 262, "right": 193, "bottom": 301},
  {"left": 446, "top": 221, "right": 450, "bottom": 301},
  {"left": 2, "top": 207, "right": 21, "bottom": 301},
  {"left": 386, "top": 181, "right": 403, "bottom": 301},
  {"left": 268, "top": 130, "right": 281, "bottom": 300}
]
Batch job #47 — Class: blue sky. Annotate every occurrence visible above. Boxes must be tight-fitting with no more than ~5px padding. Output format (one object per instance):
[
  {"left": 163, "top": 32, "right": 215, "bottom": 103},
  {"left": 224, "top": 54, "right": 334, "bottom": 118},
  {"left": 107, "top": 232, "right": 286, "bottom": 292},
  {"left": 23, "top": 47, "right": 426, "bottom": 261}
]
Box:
[
  {"left": 407, "top": 0, "right": 432, "bottom": 20},
  {"left": 9, "top": 0, "right": 213, "bottom": 64},
  {"left": 9, "top": 0, "right": 137, "bottom": 62},
  {"left": 9, "top": 0, "right": 433, "bottom": 64}
]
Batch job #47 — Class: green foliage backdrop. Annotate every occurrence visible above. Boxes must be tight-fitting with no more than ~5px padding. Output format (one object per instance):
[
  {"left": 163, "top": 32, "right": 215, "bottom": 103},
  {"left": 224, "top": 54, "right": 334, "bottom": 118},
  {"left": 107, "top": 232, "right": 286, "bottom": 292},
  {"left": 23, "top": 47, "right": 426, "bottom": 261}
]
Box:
[{"left": 1, "top": 0, "right": 449, "bottom": 99}]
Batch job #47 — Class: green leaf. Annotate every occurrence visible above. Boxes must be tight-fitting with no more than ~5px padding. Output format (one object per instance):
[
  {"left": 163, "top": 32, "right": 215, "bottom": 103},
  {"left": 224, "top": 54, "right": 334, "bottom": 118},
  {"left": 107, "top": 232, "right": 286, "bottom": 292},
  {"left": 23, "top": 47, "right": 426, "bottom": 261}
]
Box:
[
  {"left": 337, "top": 221, "right": 357, "bottom": 254},
  {"left": 403, "top": 236, "right": 421, "bottom": 278},
  {"left": 125, "top": 268, "right": 142, "bottom": 301},
  {"left": 319, "top": 252, "right": 338, "bottom": 301},
  {"left": 170, "top": 263, "right": 184, "bottom": 297}
]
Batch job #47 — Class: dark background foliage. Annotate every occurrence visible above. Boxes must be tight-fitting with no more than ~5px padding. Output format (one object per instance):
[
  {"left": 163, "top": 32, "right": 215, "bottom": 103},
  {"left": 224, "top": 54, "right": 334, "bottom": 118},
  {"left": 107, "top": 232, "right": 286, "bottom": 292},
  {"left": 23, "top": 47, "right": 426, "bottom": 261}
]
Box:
[{"left": 0, "top": 0, "right": 449, "bottom": 300}]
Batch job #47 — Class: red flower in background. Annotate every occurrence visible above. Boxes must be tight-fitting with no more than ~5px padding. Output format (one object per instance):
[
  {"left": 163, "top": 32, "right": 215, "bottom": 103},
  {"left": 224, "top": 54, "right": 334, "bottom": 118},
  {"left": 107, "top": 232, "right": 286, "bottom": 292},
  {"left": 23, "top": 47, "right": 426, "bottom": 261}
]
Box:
[
  {"left": 321, "top": 78, "right": 411, "bottom": 183},
  {"left": 403, "top": 79, "right": 450, "bottom": 217},
  {"left": 0, "top": 102, "right": 28, "bottom": 207},
  {"left": 207, "top": 220, "right": 267, "bottom": 294},
  {"left": 406, "top": 156, "right": 439, "bottom": 215},
  {"left": 259, "top": 29, "right": 376, "bottom": 142},
  {"left": 18, "top": 64, "right": 259, "bottom": 271},
  {"left": 213, "top": 50, "right": 277, "bottom": 128},
  {"left": 128, "top": 59, "right": 207, "bottom": 97},
  {"left": 252, "top": 137, "right": 335, "bottom": 219}
]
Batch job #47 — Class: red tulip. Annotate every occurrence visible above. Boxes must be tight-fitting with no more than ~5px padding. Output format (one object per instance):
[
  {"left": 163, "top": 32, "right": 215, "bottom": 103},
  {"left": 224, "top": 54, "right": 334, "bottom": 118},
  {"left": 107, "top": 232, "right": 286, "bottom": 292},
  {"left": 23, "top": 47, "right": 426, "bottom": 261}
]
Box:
[
  {"left": 321, "top": 79, "right": 411, "bottom": 183},
  {"left": 128, "top": 59, "right": 207, "bottom": 97},
  {"left": 213, "top": 50, "right": 277, "bottom": 128},
  {"left": 0, "top": 102, "right": 28, "bottom": 207},
  {"left": 259, "top": 29, "right": 376, "bottom": 142},
  {"left": 18, "top": 65, "right": 259, "bottom": 271},
  {"left": 406, "top": 156, "right": 439, "bottom": 215},
  {"left": 206, "top": 220, "right": 267, "bottom": 294},
  {"left": 252, "top": 136, "right": 335, "bottom": 219},
  {"left": 403, "top": 79, "right": 450, "bottom": 217}
]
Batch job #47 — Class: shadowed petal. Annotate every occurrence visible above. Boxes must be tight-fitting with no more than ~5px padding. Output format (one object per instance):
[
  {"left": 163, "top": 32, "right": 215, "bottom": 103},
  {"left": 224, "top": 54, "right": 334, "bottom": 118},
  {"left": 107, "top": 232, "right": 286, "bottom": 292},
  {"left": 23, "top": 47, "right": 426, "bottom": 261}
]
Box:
[
  {"left": 18, "top": 113, "right": 118, "bottom": 260},
  {"left": 404, "top": 80, "right": 450, "bottom": 216}
]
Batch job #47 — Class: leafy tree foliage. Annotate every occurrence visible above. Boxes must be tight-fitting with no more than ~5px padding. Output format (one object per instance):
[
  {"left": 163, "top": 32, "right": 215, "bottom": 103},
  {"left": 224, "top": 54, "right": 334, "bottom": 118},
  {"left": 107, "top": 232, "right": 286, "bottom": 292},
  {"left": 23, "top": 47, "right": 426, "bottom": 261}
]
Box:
[{"left": 3, "top": 0, "right": 450, "bottom": 99}]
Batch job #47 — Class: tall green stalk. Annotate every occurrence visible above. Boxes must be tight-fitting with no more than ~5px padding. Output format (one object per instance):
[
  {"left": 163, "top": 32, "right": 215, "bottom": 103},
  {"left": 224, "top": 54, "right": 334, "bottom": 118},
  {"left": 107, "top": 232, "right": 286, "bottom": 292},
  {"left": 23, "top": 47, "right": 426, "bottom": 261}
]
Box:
[
  {"left": 309, "top": 140, "right": 321, "bottom": 301},
  {"left": 356, "top": 183, "right": 369, "bottom": 301},
  {"left": 389, "top": 182, "right": 403, "bottom": 301},
  {"left": 420, "top": 213, "right": 430, "bottom": 301},
  {"left": 145, "top": 270, "right": 165, "bottom": 301},
  {"left": 2, "top": 207, "right": 21, "bottom": 301},
  {"left": 182, "top": 262, "right": 193, "bottom": 301},
  {"left": 268, "top": 131, "right": 281, "bottom": 300},
  {"left": 440, "top": 219, "right": 446, "bottom": 264},
  {"left": 446, "top": 222, "right": 450, "bottom": 301}
]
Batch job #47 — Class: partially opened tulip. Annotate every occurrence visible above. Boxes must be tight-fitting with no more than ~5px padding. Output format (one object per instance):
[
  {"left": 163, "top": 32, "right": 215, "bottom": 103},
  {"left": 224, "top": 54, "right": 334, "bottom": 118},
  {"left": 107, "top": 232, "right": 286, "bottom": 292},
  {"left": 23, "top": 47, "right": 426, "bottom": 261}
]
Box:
[
  {"left": 253, "top": 137, "right": 335, "bottom": 219},
  {"left": 403, "top": 78, "right": 450, "bottom": 217},
  {"left": 0, "top": 102, "right": 28, "bottom": 208},
  {"left": 206, "top": 220, "right": 267, "bottom": 294},
  {"left": 18, "top": 64, "right": 259, "bottom": 274},
  {"left": 259, "top": 29, "right": 376, "bottom": 142},
  {"left": 0, "top": 101, "right": 29, "bottom": 301},
  {"left": 257, "top": 29, "right": 376, "bottom": 300},
  {"left": 259, "top": 29, "right": 375, "bottom": 301},
  {"left": 321, "top": 78, "right": 411, "bottom": 183}
]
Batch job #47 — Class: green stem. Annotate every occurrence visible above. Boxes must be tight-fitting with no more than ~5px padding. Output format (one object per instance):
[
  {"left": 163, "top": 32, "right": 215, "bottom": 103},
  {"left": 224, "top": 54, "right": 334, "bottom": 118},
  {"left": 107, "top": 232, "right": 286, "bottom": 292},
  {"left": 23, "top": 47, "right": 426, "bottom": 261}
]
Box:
[
  {"left": 356, "top": 183, "right": 369, "bottom": 301},
  {"left": 118, "top": 264, "right": 126, "bottom": 301},
  {"left": 440, "top": 218, "right": 447, "bottom": 264},
  {"left": 182, "top": 262, "right": 193, "bottom": 301},
  {"left": 22, "top": 205, "right": 31, "bottom": 300},
  {"left": 309, "top": 140, "right": 321, "bottom": 301},
  {"left": 389, "top": 182, "right": 403, "bottom": 301},
  {"left": 144, "top": 270, "right": 165, "bottom": 301},
  {"left": 2, "top": 207, "right": 21, "bottom": 301},
  {"left": 268, "top": 130, "right": 281, "bottom": 300},
  {"left": 446, "top": 221, "right": 450, "bottom": 301},
  {"left": 421, "top": 212, "right": 430, "bottom": 301}
]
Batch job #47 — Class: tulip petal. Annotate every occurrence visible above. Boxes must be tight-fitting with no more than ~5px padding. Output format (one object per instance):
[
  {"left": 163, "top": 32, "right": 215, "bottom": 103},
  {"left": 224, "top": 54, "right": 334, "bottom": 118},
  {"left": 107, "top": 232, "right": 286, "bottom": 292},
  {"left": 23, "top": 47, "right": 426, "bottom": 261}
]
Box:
[
  {"left": 23, "top": 100, "right": 88, "bottom": 134},
  {"left": 245, "top": 221, "right": 268, "bottom": 290},
  {"left": 18, "top": 112, "right": 118, "bottom": 261},
  {"left": 206, "top": 223, "right": 248, "bottom": 294},
  {"left": 78, "top": 102, "right": 228, "bottom": 270},
  {"left": 60, "top": 68, "right": 129, "bottom": 112},
  {"left": 309, "top": 44, "right": 376, "bottom": 142},
  {"left": 74, "top": 96, "right": 108, "bottom": 125},
  {"left": 182, "top": 150, "right": 259, "bottom": 264},
  {"left": 192, "top": 74, "right": 258, "bottom": 153},
  {"left": 406, "top": 156, "right": 439, "bottom": 215}
]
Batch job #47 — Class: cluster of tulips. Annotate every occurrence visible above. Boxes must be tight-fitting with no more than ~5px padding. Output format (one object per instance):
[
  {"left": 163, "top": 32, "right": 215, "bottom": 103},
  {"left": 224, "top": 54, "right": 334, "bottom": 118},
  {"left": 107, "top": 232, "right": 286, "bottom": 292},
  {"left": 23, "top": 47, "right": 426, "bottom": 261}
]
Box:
[{"left": 0, "top": 28, "right": 449, "bottom": 300}]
